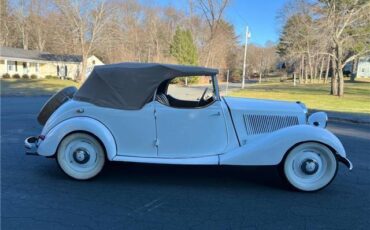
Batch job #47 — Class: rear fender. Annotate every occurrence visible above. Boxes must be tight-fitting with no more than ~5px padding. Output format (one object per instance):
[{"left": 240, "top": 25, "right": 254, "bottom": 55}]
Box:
[
  {"left": 37, "top": 117, "right": 117, "bottom": 160},
  {"left": 220, "top": 125, "right": 346, "bottom": 166}
]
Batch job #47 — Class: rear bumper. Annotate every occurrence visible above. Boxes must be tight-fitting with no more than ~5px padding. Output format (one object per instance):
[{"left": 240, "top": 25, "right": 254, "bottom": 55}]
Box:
[{"left": 25, "top": 136, "right": 39, "bottom": 155}]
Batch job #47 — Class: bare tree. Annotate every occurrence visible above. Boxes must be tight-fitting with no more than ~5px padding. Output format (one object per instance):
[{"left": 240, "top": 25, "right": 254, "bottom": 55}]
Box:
[
  {"left": 0, "top": 0, "right": 10, "bottom": 46},
  {"left": 28, "top": 0, "right": 50, "bottom": 51},
  {"left": 319, "top": 0, "right": 370, "bottom": 96},
  {"left": 53, "top": 0, "right": 112, "bottom": 81},
  {"left": 247, "top": 43, "right": 277, "bottom": 83},
  {"left": 278, "top": 0, "right": 370, "bottom": 96},
  {"left": 196, "top": 0, "right": 229, "bottom": 67},
  {"left": 2, "top": 0, "right": 241, "bottom": 76},
  {"left": 14, "top": 0, "right": 31, "bottom": 49}
]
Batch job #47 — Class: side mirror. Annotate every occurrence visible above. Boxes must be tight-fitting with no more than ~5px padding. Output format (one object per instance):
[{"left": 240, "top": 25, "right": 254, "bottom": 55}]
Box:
[{"left": 308, "top": 112, "right": 328, "bottom": 128}]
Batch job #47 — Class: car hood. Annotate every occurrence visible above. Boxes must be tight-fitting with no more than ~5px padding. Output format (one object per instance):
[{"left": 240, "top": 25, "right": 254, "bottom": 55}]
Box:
[
  {"left": 222, "top": 97, "right": 308, "bottom": 142},
  {"left": 223, "top": 97, "right": 307, "bottom": 115}
]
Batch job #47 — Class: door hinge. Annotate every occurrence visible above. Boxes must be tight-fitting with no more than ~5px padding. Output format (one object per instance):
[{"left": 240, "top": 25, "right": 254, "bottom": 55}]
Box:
[{"left": 154, "top": 139, "right": 159, "bottom": 147}]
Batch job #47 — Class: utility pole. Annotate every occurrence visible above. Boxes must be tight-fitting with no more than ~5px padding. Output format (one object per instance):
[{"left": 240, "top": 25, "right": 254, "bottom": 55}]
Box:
[
  {"left": 242, "top": 26, "right": 251, "bottom": 89},
  {"left": 226, "top": 69, "right": 230, "bottom": 96}
]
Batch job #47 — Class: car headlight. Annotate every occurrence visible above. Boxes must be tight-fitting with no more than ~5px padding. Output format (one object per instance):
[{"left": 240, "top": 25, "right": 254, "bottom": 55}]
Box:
[{"left": 308, "top": 112, "right": 328, "bottom": 128}]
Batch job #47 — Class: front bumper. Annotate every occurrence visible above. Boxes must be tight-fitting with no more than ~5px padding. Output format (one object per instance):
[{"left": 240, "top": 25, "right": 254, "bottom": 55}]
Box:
[
  {"left": 25, "top": 136, "right": 39, "bottom": 155},
  {"left": 337, "top": 155, "right": 353, "bottom": 171}
]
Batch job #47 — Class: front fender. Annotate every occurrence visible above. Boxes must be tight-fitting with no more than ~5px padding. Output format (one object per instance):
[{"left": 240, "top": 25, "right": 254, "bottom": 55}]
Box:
[
  {"left": 220, "top": 125, "right": 347, "bottom": 166},
  {"left": 37, "top": 117, "right": 117, "bottom": 160}
]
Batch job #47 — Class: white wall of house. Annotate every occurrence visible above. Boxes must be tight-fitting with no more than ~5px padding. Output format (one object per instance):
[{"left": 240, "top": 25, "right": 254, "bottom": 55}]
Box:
[
  {"left": 44, "top": 62, "right": 81, "bottom": 79},
  {"left": 1, "top": 55, "right": 104, "bottom": 80},
  {"left": 0, "top": 58, "right": 42, "bottom": 77},
  {"left": 356, "top": 56, "right": 370, "bottom": 78},
  {"left": 86, "top": 55, "right": 104, "bottom": 77}
]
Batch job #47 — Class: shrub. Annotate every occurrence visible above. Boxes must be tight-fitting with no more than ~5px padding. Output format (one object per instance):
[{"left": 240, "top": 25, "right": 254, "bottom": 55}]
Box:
[
  {"left": 187, "top": 76, "right": 200, "bottom": 84},
  {"left": 30, "top": 74, "right": 38, "bottom": 79},
  {"left": 12, "top": 74, "right": 21, "bottom": 79},
  {"left": 22, "top": 74, "right": 30, "bottom": 79},
  {"left": 66, "top": 77, "right": 73, "bottom": 81},
  {"left": 45, "top": 75, "right": 59, "bottom": 79},
  {"left": 170, "top": 76, "right": 200, "bottom": 85},
  {"left": 2, "top": 73, "right": 11, "bottom": 79}
]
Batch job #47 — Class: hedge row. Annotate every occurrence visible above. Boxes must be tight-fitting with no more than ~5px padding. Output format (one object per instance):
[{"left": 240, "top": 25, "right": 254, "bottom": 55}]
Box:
[
  {"left": 1, "top": 74, "right": 75, "bottom": 81},
  {"left": 2, "top": 73, "right": 38, "bottom": 79}
]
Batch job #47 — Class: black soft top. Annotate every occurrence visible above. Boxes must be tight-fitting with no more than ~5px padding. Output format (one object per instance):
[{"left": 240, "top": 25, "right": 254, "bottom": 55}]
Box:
[{"left": 74, "top": 62, "right": 218, "bottom": 110}]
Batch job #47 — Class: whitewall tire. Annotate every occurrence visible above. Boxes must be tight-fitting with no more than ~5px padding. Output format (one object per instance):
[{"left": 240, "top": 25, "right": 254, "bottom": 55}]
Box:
[
  {"left": 57, "top": 133, "right": 105, "bottom": 180},
  {"left": 282, "top": 142, "right": 338, "bottom": 192}
]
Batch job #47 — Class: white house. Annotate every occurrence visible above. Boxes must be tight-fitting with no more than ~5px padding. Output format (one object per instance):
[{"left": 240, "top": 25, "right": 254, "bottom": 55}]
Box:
[
  {"left": 355, "top": 56, "right": 370, "bottom": 78},
  {"left": 0, "top": 47, "right": 104, "bottom": 80}
]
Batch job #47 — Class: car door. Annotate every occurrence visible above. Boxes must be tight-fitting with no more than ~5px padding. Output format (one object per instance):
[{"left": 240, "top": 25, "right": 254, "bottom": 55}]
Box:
[
  {"left": 97, "top": 102, "right": 157, "bottom": 157},
  {"left": 155, "top": 101, "right": 228, "bottom": 158},
  {"left": 154, "top": 76, "right": 228, "bottom": 158}
]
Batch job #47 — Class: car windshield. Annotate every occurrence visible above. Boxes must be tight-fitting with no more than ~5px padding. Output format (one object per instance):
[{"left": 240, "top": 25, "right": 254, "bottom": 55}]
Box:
[
  {"left": 155, "top": 75, "right": 217, "bottom": 108},
  {"left": 167, "top": 76, "right": 215, "bottom": 101}
]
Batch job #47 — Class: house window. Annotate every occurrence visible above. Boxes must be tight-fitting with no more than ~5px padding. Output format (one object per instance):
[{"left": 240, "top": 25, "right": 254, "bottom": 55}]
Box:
[
  {"left": 7, "top": 61, "right": 13, "bottom": 71},
  {"left": 57, "top": 65, "right": 67, "bottom": 77},
  {"left": 30, "top": 63, "right": 39, "bottom": 73},
  {"left": 92, "top": 60, "right": 96, "bottom": 65},
  {"left": 7, "top": 61, "right": 18, "bottom": 72},
  {"left": 23, "top": 62, "right": 28, "bottom": 74}
]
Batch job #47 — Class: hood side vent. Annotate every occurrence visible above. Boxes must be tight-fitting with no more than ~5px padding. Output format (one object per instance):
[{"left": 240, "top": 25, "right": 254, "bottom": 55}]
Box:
[{"left": 244, "top": 114, "right": 299, "bottom": 135}]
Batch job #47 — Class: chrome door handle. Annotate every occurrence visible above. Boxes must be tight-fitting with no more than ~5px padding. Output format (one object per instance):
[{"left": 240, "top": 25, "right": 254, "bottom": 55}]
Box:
[{"left": 210, "top": 111, "right": 221, "bottom": 116}]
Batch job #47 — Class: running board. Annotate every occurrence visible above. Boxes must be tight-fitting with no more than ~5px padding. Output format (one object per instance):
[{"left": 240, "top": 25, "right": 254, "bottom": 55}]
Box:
[{"left": 112, "top": 155, "right": 219, "bottom": 165}]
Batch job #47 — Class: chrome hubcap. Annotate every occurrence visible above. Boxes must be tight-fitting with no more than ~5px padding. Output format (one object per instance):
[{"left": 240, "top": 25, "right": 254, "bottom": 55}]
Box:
[
  {"left": 73, "top": 148, "right": 90, "bottom": 164},
  {"left": 300, "top": 159, "right": 319, "bottom": 175}
]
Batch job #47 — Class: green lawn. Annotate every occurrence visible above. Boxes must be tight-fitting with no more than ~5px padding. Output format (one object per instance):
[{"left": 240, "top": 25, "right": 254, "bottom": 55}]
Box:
[
  {"left": 0, "top": 79, "right": 80, "bottom": 96},
  {"left": 230, "top": 80, "right": 370, "bottom": 114}
]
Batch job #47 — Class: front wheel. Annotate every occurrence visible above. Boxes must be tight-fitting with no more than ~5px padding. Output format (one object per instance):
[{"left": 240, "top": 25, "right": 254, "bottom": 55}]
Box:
[
  {"left": 57, "top": 133, "right": 105, "bottom": 180},
  {"left": 281, "top": 142, "right": 338, "bottom": 192}
]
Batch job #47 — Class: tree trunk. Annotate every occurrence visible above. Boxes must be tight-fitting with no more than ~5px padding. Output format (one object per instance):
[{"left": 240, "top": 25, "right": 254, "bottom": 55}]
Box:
[
  {"left": 304, "top": 64, "right": 308, "bottom": 84},
  {"left": 308, "top": 54, "right": 313, "bottom": 83},
  {"left": 313, "top": 57, "right": 319, "bottom": 83},
  {"left": 325, "top": 55, "right": 330, "bottom": 83},
  {"left": 338, "top": 68, "right": 344, "bottom": 96},
  {"left": 318, "top": 56, "right": 325, "bottom": 82},
  {"left": 300, "top": 55, "right": 304, "bottom": 84},
  {"left": 80, "top": 54, "right": 88, "bottom": 82},
  {"left": 331, "top": 54, "right": 338, "bottom": 95},
  {"left": 335, "top": 43, "right": 344, "bottom": 96},
  {"left": 204, "top": 37, "right": 214, "bottom": 67},
  {"left": 259, "top": 72, "right": 262, "bottom": 83},
  {"left": 350, "top": 59, "right": 357, "bottom": 82}
]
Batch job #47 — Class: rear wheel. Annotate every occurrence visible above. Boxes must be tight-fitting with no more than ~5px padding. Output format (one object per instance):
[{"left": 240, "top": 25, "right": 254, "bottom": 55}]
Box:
[
  {"left": 281, "top": 142, "right": 338, "bottom": 192},
  {"left": 57, "top": 133, "right": 105, "bottom": 180}
]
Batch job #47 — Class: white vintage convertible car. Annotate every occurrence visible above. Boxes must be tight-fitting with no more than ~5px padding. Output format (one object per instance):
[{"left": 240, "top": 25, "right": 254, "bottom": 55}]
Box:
[{"left": 25, "top": 63, "right": 352, "bottom": 191}]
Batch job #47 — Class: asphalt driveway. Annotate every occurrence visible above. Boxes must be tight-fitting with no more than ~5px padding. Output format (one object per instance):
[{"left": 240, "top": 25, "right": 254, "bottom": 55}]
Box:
[{"left": 1, "top": 96, "right": 370, "bottom": 229}]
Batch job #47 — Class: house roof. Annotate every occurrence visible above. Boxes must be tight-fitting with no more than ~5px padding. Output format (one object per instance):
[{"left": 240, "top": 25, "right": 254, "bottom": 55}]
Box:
[{"left": 0, "top": 47, "right": 82, "bottom": 63}]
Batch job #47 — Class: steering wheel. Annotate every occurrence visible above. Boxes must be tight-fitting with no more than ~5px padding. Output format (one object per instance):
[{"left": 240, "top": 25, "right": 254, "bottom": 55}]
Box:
[{"left": 198, "top": 88, "right": 209, "bottom": 105}]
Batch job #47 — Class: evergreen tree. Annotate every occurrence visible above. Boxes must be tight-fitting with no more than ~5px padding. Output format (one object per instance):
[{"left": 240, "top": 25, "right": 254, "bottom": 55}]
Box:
[
  {"left": 170, "top": 27, "right": 199, "bottom": 84},
  {"left": 170, "top": 28, "right": 198, "bottom": 65}
]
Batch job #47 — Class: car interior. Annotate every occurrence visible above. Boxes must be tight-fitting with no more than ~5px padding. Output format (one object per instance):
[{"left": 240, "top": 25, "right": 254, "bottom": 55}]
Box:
[{"left": 155, "top": 76, "right": 217, "bottom": 108}]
